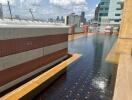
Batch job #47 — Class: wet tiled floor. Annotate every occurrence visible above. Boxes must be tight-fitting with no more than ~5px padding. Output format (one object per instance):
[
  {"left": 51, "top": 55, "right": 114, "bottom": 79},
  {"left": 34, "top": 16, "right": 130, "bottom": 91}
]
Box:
[{"left": 35, "top": 34, "right": 117, "bottom": 100}]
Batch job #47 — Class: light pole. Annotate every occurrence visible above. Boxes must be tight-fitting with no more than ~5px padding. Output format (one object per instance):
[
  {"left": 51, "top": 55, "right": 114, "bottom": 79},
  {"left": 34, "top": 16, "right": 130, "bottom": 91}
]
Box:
[
  {"left": 29, "top": 9, "right": 35, "bottom": 21},
  {"left": 7, "top": 1, "right": 13, "bottom": 20}
]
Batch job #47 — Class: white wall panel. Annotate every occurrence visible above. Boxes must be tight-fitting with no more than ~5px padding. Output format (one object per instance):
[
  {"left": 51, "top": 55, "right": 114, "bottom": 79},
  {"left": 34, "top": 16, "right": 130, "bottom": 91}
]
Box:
[
  {"left": 44, "top": 42, "right": 68, "bottom": 56},
  {"left": 0, "top": 28, "right": 69, "bottom": 40},
  {"left": 0, "top": 48, "right": 44, "bottom": 71}
]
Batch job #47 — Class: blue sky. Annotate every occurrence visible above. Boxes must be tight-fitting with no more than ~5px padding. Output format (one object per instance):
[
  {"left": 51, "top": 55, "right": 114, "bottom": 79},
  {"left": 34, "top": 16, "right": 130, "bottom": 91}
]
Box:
[{"left": 0, "top": 0, "right": 100, "bottom": 20}]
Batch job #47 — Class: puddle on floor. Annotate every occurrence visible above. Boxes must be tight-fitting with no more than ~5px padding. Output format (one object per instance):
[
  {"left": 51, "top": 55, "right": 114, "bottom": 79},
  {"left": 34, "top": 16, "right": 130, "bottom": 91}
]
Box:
[{"left": 35, "top": 34, "right": 118, "bottom": 100}]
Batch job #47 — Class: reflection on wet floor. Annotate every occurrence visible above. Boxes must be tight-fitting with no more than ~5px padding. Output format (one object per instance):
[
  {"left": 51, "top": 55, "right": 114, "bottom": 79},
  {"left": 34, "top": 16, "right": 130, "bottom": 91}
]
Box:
[{"left": 35, "top": 34, "right": 118, "bottom": 100}]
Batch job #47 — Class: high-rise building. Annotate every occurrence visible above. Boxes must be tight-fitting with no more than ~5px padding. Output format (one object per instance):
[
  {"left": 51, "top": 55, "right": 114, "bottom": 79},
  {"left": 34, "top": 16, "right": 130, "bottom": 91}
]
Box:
[
  {"left": 0, "top": 3, "right": 3, "bottom": 19},
  {"left": 65, "top": 13, "right": 81, "bottom": 27},
  {"left": 96, "top": 0, "right": 123, "bottom": 32},
  {"left": 94, "top": 4, "right": 100, "bottom": 21},
  {"left": 96, "top": 0, "right": 110, "bottom": 32},
  {"left": 108, "top": 0, "right": 124, "bottom": 32},
  {"left": 80, "top": 11, "right": 86, "bottom": 24},
  {"left": 98, "top": 0, "right": 110, "bottom": 25},
  {"left": 60, "top": 16, "right": 64, "bottom": 22},
  {"left": 81, "top": 12, "right": 85, "bottom": 17}
]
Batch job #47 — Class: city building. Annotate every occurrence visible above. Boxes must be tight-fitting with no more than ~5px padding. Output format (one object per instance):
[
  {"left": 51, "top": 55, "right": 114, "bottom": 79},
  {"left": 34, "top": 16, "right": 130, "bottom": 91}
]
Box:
[
  {"left": 65, "top": 12, "right": 87, "bottom": 33},
  {"left": 108, "top": 0, "right": 124, "bottom": 32},
  {"left": 94, "top": 0, "right": 110, "bottom": 32},
  {"left": 60, "top": 16, "right": 64, "bottom": 23},
  {"left": 65, "top": 13, "right": 81, "bottom": 27},
  {"left": 48, "top": 18, "right": 54, "bottom": 22},
  {"left": 92, "top": 4, "right": 101, "bottom": 32},
  {"left": 98, "top": 0, "right": 110, "bottom": 26},
  {"left": 65, "top": 11, "right": 87, "bottom": 27},
  {"left": 80, "top": 11, "right": 86, "bottom": 24},
  {"left": 0, "top": 3, "right": 3, "bottom": 19},
  {"left": 94, "top": 4, "right": 100, "bottom": 21},
  {"left": 96, "top": 0, "right": 123, "bottom": 33}
]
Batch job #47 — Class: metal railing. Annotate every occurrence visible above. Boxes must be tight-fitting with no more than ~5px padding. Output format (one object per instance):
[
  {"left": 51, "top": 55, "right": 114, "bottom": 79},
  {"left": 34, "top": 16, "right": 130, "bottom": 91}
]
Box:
[
  {"left": 0, "top": 1, "right": 66, "bottom": 25},
  {"left": 0, "top": 18, "right": 66, "bottom": 26}
]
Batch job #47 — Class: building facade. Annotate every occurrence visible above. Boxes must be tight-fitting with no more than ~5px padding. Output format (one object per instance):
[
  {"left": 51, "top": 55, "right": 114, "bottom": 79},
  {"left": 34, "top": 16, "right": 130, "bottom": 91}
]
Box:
[
  {"left": 108, "top": 0, "right": 124, "bottom": 32},
  {"left": 80, "top": 11, "right": 86, "bottom": 24},
  {"left": 94, "top": 4, "right": 100, "bottom": 21},
  {"left": 96, "top": 0, "right": 123, "bottom": 32},
  {"left": 98, "top": 0, "right": 110, "bottom": 26},
  {"left": 65, "top": 13, "right": 81, "bottom": 27}
]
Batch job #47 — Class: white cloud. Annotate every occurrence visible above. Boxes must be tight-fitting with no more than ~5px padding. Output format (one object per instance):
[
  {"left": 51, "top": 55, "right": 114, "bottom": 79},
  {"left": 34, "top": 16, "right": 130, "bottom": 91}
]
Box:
[
  {"left": 49, "top": 0, "right": 89, "bottom": 17},
  {"left": 86, "top": 13, "right": 94, "bottom": 17},
  {"left": 1, "top": 0, "right": 95, "bottom": 20},
  {"left": 20, "top": 0, "right": 41, "bottom": 4},
  {"left": 85, "top": 8, "right": 95, "bottom": 19},
  {"left": 0, "top": 0, "right": 15, "bottom": 4},
  {"left": 20, "top": 0, "right": 41, "bottom": 7},
  {"left": 49, "top": 0, "right": 94, "bottom": 20},
  {"left": 49, "top": 0, "right": 86, "bottom": 6}
]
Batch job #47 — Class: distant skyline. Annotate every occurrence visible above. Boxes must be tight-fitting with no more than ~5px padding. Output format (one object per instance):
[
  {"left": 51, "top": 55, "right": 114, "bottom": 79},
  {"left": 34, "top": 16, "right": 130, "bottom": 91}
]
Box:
[{"left": 0, "top": 0, "right": 100, "bottom": 20}]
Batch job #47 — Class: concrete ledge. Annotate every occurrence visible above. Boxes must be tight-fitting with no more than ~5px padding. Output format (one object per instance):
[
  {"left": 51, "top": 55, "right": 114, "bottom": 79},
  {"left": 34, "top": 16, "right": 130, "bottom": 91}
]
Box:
[
  {"left": 1, "top": 54, "right": 81, "bottom": 100},
  {"left": 113, "top": 54, "right": 132, "bottom": 100},
  {"left": 106, "top": 40, "right": 120, "bottom": 64},
  {"left": 106, "top": 38, "right": 132, "bottom": 64}
]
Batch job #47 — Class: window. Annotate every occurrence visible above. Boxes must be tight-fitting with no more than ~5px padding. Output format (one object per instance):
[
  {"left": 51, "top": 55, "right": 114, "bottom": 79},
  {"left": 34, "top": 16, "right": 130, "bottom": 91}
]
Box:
[
  {"left": 99, "top": 13, "right": 108, "bottom": 16},
  {"left": 105, "top": 8, "right": 109, "bottom": 10},
  {"left": 104, "top": 13, "right": 108, "bottom": 16},
  {"left": 100, "top": 8, "right": 103, "bottom": 10},
  {"left": 100, "top": 2, "right": 105, "bottom": 5},
  {"left": 99, "top": 13, "right": 102, "bottom": 16},
  {"left": 116, "top": 8, "right": 121, "bottom": 10},
  {"left": 115, "top": 14, "right": 121, "bottom": 16},
  {"left": 100, "top": 8, "right": 108, "bottom": 10},
  {"left": 114, "top": 19, "right": 121, "bottom": 22},
  {"left": 99, "top": 18, "right": 101, "bottom": 22}
]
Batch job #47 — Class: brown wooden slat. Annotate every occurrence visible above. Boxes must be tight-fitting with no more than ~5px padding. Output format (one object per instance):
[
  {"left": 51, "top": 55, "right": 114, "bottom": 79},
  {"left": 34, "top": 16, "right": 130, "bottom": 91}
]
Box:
[
  {"left": 0, "top": 34, "right": 68, "bottom": 57},
  {"left": 0, "top": 48, "right": 68, "bottom": 87}
]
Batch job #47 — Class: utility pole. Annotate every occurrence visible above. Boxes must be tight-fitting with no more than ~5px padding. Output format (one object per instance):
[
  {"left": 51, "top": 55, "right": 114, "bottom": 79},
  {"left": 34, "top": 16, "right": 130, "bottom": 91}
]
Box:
[
  {"left": 7, "top": 1, "right": 13, "bottom": 20},
  {"left": 29, "top": 9, "right": 34, "bottom": 21}
]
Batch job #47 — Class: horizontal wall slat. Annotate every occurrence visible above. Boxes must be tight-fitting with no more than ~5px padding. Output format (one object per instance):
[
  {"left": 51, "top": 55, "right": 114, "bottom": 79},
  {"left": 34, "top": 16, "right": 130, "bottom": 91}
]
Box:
[
  {"left": 0, "top": 55, "right": 68, "bottom": 93},
  {"left": 0, "top": 48, "right": 68, "bottom": 87},
  {"left": 0, "top": 28, "right": 68, "bottom": 40},
  {"left": 0, "top": 34, "right": 68, "bottom": 57},
  {"left": 0, "top": 48, "right": 44, "bottom": 71},
  {"left": 0, "top": 42, "right": 68, "bottom": 71},
  {"left": 44, "top": 42, "right": 68, "bottom": 56}
]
